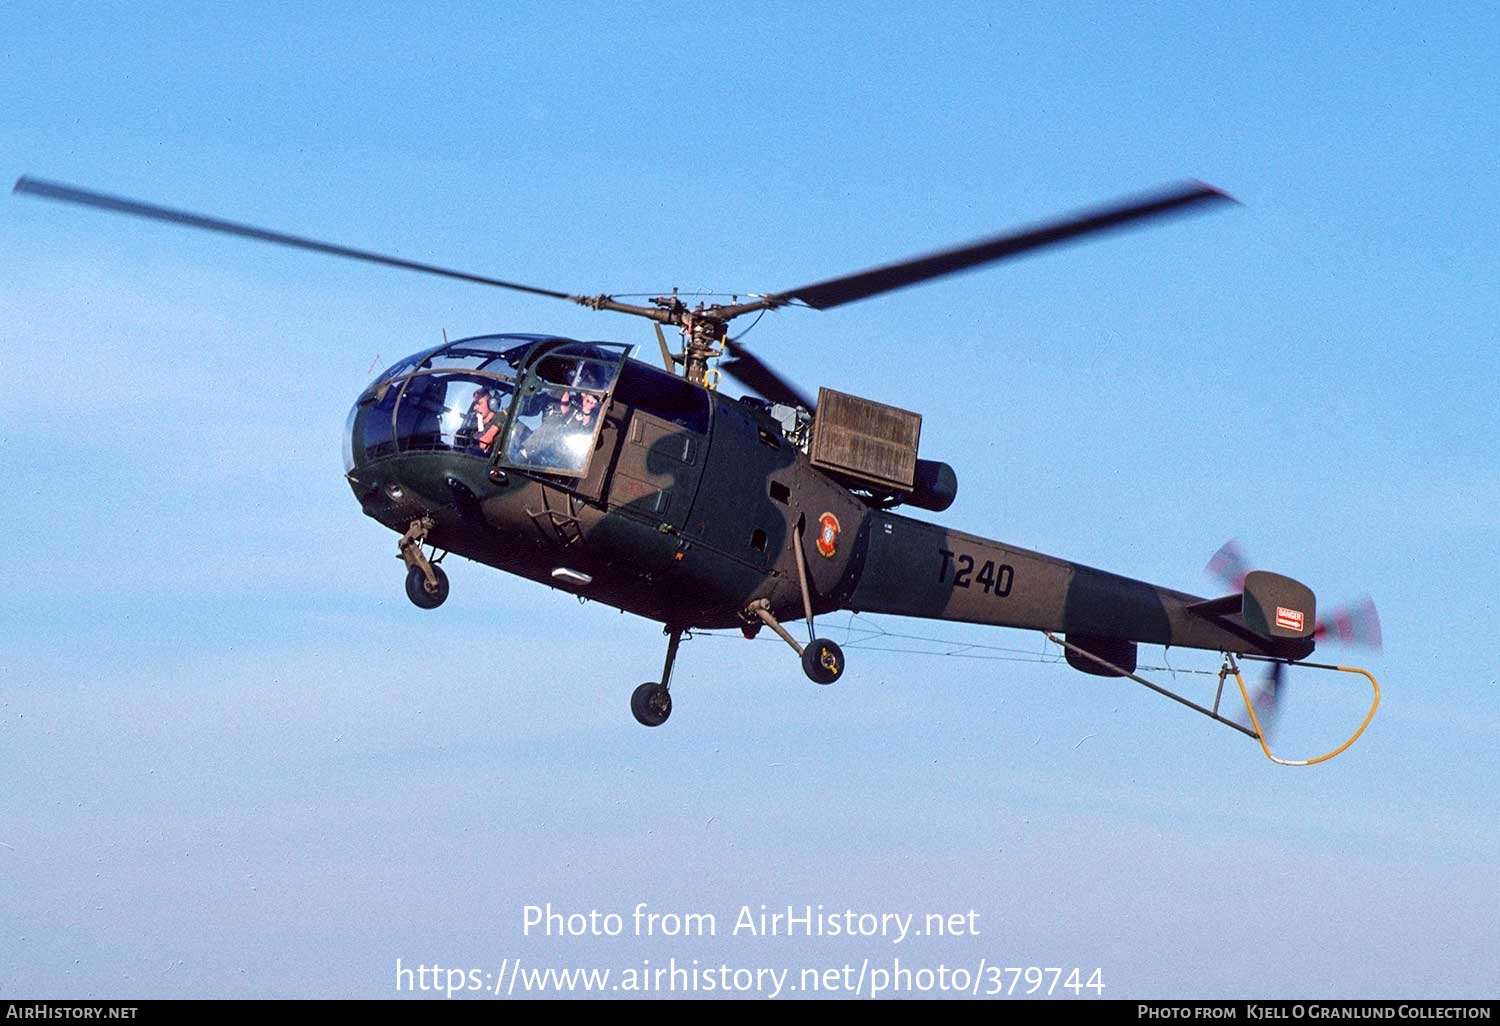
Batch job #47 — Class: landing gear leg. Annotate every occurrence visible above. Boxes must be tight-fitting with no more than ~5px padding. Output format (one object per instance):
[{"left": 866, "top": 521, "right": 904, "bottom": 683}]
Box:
[
  {"left": 399, "top": 515, "right": 448, "bottom": 609},
  {"left": 743, "top": 598, "right": 845, "bottom": 686},
  {"left": 631, "top": 626, "right": 681, "bottom": 727},
  {"left": 791, "top": 514, "right": 844, "bottom": 684}
]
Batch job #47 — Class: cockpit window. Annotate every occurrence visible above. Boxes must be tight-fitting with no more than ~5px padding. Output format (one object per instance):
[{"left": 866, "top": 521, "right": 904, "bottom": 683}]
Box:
[
  {"left": 368, "top": 345, "right": 443, "bottom": 389},
  {"left": 394, "top": 373, "right": 516, "bottom": 456},
  {"left": 552, "top": 342, "right": 632, "bottom": 362},
  {"left": 361, "top": 379, "right": 402, "bottom": 461},
  {"left": 503, "top": 385, "right": 606, "bottom": 476},
  {"left": 491, "top": 340, "right": 628, "bottom": 477},
  {"left": 534, "top": 354, "right": 619, "bottom": 391},
  {"left": 418, "top": 339, "right": 532, "bottom": 376},
  {"left": 349, "top": 335, "right": 631, "bottom": 472},
  {"left": 369, "top": 335, "right": 541, "bottom": 389}
]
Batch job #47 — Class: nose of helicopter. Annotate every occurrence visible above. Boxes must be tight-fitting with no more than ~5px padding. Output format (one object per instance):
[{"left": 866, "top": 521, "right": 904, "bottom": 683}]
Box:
[
  {"left": 342, "top": 333, "right": 630, "bottom": 534},
  {"left": 342, "top": 385, "right": 495, "bottom": 533},
  {"left": 340, "top": 338, "right": 530, "bottom": 527},
  {"left": 342, "top": 336, "right": 529, "bottom": 478},
  {"left": 343, "top": 386, "right": 413, "bottom": 519}
]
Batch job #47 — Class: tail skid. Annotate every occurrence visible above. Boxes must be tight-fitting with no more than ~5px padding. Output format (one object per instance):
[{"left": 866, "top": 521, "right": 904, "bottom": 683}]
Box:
[
  {"left": 1044, "top": 632, "right": 1380, "bottom": 765},
  {"left": 1232, "top": 654, "right": 1381, "bottom": 766}
]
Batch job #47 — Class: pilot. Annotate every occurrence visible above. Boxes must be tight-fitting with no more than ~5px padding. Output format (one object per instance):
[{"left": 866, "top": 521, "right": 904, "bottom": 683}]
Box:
[{"left": 462, "top": 386, "right": 508, "bottom": 455}]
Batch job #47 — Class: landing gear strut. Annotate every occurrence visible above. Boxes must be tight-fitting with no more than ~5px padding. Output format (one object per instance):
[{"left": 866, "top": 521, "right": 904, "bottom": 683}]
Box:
[
  {"left": 736, "top": 516, "right": 847, "bottom": 685},
  {"left": 745, "top": 600, "right": 846, "bottom": 686},
  {"left": 399, "top": 516, "right": 449, "bottom": 609},
  {"left": 631, "top": 626, "right": 682, "bottom": 727}
]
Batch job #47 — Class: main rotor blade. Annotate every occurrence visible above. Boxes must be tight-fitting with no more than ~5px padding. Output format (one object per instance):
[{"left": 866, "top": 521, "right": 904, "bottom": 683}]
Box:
[
  {"left": 720, "top": 341, "right": 815, "bottom": 411},
  {"left": 774, "top": 180, "right": 1235, "bottom": 311},
  {"left": 13, "top": 176, "right": 572, "bottom": 300}
]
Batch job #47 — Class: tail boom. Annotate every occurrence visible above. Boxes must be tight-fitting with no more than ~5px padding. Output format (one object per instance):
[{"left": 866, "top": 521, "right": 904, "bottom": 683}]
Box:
[{"left": 844, "top": 512, "right": 1314, "bottom": 661}]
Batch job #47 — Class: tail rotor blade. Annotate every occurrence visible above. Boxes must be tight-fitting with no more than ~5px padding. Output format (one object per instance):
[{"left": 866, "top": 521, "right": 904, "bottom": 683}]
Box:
[
  {"left": 1205, "top": 539, "right": 1250, "bottom": 590},
  {"left": 1206, "top": 542, "right": 1381, "bottom": 652},
  {"left": 1246, "top": 660, "right": 1287, "bottom": 739},
  {"left": 1314, "top": 597, "right": 1383, "bottom": 652}
]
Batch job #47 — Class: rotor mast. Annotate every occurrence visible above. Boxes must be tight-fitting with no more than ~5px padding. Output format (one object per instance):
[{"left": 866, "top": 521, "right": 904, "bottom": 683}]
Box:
[{"left": 570, "top": 290, "right": 781, "bottom": 386}]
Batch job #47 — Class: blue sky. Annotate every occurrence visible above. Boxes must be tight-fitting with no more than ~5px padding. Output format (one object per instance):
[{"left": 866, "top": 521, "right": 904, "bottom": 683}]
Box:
[{"left": 3, "top": 1, "right": 1497, "bottom": 999}]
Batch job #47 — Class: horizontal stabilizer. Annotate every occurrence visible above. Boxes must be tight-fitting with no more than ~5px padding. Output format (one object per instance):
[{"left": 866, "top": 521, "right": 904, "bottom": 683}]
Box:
[{"left": 1186, "top": 593, "right": 1241, "bottom": 618}]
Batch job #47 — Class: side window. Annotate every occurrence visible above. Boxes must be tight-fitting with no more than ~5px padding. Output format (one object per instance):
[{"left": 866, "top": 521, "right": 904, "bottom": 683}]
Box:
[
  {"left": 452, "top": 381, "right": 515, "bottom": 457},
  {"left": 503, "top": 385, "right": 607, "bottom": 476},
  {"left": 535, "top": 353, "right": 619, "bottom": 392},
  {"left": 613, "top": 361, "right": 710, "bottom": 433}
]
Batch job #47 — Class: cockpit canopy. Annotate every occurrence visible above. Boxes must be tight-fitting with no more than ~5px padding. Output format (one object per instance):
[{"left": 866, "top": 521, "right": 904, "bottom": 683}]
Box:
[{"left": 345, "top": 333, "right": 630, "bottom": 477}]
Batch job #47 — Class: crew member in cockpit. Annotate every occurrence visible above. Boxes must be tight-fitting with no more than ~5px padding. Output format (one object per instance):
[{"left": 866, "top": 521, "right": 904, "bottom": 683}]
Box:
[
  {"left": 523, "top": 389, "right": 599, "bottom": 471},
  {"left": 575, "top": 390, "right": 599, "bottom": 428},
  {"left": 542, "top": 389, "right": 598, "bottom": 435},
  {"left": 463, "top": 386, "right": 508, "bottom": 455}
]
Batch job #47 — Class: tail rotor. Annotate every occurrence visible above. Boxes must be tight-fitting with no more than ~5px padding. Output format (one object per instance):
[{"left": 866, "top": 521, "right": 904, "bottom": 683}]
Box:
[
  {"left": 1205, "top": 540, "right": 1382, "bottom": 654},
  {"left": 1205, "top": 540, "right": 1382, "bottom": 738}
]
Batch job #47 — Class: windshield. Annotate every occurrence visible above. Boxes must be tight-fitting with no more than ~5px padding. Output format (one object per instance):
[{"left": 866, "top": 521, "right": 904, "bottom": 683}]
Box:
[
  {"left": 349, "top": 335, "right": 630, "bottom": 474},
  {"left": 353, "top": 335, "right": 536, "bottom": 464},
  {"left": 395, "top": 374, "right": 516, "bottom": 456}
]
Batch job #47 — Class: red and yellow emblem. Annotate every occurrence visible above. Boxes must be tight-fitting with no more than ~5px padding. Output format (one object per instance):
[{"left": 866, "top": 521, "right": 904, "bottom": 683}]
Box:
[{"left": 815, "top": 512, "right": 841, "bottom": 558}]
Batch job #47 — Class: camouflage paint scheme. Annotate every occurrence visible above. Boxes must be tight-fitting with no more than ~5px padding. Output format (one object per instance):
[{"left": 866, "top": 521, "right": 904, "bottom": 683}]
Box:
[{"left": 347, "top": 339, "right": 1315, "bottom": 667}]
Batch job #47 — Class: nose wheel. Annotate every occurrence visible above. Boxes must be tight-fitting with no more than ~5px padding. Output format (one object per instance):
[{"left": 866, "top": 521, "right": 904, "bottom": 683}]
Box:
[
  {"left": 405, "top": 563, "right": 449, "bottom": 609},
  {"left": 398, "top": 515, "right": 449, "bottom": 609}
]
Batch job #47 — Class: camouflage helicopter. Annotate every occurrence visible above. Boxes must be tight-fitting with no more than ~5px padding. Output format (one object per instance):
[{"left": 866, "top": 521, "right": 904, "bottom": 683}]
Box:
[{"left": 15, "top": 177, "right": 1379, "bottom": 757}]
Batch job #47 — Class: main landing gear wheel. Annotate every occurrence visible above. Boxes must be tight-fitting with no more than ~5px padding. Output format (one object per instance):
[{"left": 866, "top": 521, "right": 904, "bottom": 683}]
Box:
[
  {"left": 405, "top": 563, "right": 449, "bottom": 609},
  {"left": 631, "top": 682, "right": 672, "bottom": 727},
  {"left": 801, "top": 639, "right": 845, "bottom": 685}
]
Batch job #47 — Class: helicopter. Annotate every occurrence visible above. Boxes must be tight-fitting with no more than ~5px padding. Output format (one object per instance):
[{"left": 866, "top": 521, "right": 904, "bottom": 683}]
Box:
[{"left": 13, "top": 175, "right": 1380, "bottom": 755}]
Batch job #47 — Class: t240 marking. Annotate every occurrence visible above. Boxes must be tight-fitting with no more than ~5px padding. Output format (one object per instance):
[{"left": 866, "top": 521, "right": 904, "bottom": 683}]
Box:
[{"left": 937, "top": 549, "right": 1014, "bottom": 597}]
